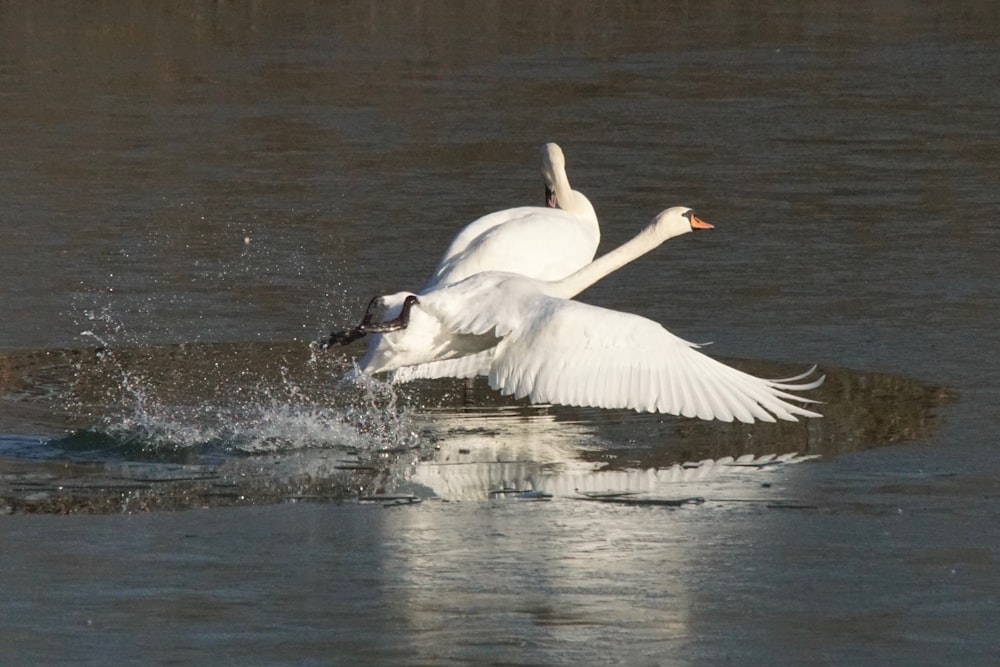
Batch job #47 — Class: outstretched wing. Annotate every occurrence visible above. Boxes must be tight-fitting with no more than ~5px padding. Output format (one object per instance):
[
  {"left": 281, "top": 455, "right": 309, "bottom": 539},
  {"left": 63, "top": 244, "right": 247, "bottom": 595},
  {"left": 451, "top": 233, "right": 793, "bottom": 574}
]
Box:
[
  {"left": 483, "top": 297, "right": 823, "bottom": 423},
  {"left": 391, "top": 349, "right": 493, "bottom": 383}
]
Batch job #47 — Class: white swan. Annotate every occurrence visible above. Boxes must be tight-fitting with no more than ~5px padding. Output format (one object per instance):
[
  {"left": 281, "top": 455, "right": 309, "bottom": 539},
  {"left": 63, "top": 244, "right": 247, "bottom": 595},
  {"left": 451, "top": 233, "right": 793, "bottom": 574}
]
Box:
[
  {"left": 343, "top": 142, "right": 600, "bottom": 379},
  {"left": 429, "top": 142, "right": 600, "bottom": 286},
  {"left": 353, "top": 206, "right": 824, "bottom": 423}
]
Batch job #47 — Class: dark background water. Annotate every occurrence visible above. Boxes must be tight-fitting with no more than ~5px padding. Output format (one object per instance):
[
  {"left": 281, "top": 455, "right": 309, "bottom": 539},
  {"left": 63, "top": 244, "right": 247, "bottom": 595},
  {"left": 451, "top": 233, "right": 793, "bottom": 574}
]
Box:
[{"left": 1, "top": 2, "right": 998, "bottom": 664}]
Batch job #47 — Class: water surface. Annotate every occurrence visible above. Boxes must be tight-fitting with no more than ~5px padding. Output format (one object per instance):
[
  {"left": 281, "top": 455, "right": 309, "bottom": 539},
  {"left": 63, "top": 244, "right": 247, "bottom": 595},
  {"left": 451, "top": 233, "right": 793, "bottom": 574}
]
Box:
[{"left": 1, "top": 2, "right": 997, "bottom": 665}]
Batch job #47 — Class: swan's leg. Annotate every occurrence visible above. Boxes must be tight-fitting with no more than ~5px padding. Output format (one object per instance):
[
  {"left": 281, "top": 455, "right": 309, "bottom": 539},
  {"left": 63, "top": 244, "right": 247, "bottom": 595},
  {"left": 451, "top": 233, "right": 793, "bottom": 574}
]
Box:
[
  {"left": 319, "top": 327, "right": 365, "bottom": 348},
  {"left": 319, "top": 295, "right": 419, "bottom": 349},
  {"left": 358, "top": 296, "right": 384, "bottom": 329},
  {"left": 359, "top": 295, "right": 420, "bottom": 333}
]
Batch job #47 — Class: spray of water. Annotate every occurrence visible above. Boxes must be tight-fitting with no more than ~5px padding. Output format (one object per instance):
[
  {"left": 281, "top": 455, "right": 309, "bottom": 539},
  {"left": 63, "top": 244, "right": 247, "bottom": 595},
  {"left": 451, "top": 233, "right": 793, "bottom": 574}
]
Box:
[{"left": 69, "top": 305, "right": 421, "bottom": 461}]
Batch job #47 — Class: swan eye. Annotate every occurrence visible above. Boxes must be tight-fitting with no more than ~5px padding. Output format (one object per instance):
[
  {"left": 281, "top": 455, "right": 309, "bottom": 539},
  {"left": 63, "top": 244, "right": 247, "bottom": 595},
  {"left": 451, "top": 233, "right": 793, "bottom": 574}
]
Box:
[{"left": 682, "top": 210, "right": 694, "bottom": 220}]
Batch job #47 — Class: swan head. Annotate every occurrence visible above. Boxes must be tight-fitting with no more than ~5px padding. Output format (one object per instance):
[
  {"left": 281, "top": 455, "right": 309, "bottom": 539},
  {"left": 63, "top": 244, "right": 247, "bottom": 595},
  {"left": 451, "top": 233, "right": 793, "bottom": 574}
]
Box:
[
  {"left": 540, "top": 142, "right": 566, "bottom": 183},
  {"left": 539, "top": 142, "right": 598, "bottom": 224},
  {"left": 649, "top": 206, "right": 714, "bottom": 241},
  {"left": 541, "top": 142, "right": 568, "bottom": 208}
]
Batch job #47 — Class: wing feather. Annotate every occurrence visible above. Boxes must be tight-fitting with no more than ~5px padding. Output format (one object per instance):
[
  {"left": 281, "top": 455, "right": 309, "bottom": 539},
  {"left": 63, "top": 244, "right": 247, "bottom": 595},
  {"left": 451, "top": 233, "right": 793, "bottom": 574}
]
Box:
[
  {"left": 391, "top": 350, "right": 494, "bottom": 383},
  {"left": 409, "top": 276, "right": 822, "bottom": 423},
  {"left": 485, "top": 298, "right": 822, "bottom": 422}
]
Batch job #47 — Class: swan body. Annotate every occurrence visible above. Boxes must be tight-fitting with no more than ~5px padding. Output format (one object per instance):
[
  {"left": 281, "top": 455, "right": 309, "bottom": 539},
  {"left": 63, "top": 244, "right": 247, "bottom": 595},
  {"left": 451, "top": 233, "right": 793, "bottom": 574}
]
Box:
[
  {"left": 355, "top": 207, "right": 823, "bottom": 423},
  {"left": 368, "top": 142, "right": 600, "bottom": 380},
  {"left": 429, "top": 142, "right": 599, "bottom": 286}
]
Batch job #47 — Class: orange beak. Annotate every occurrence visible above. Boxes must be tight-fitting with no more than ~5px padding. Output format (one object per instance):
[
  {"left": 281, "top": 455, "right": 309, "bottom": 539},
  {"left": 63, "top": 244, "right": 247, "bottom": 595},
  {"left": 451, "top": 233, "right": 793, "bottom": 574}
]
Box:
[{"left": 690, "top": 215, "right": 714, "bottom": 230}]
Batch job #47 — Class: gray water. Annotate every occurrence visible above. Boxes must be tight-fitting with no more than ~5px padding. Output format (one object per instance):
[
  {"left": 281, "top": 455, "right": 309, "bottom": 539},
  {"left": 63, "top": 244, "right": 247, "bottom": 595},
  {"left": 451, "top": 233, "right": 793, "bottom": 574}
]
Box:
[{"left": 1, "top": 2, "right": 998, "bottom": 664}]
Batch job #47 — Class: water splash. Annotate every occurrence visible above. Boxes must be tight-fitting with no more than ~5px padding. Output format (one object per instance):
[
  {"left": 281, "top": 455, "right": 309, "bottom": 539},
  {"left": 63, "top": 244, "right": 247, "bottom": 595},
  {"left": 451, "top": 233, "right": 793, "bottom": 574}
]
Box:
[{"left": 67, "top": 307, "right": 420, "bottom": 461}]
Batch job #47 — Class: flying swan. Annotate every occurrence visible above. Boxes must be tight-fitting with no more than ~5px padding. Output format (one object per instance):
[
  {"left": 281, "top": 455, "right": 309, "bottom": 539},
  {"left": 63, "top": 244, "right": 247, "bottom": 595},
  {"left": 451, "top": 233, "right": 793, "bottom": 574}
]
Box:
[
  {"left": 326, "top": 207, "right": 824, "bottom": 423},
  {"left": 326, "top": 142, "right": 602, "bottom": 379}
]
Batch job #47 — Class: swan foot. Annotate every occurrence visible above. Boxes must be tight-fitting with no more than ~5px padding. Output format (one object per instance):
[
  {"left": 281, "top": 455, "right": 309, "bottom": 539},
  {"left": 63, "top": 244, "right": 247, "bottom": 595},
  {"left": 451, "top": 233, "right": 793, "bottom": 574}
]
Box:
[
  {"left": 320, "top": 327, "right": 366, "bottom": 348},
  {"left": 319, "top": 295, "right": 420, "bottom": 349},
  {"left": 319, "top": 296, "right": 382, "bottom": 349}
]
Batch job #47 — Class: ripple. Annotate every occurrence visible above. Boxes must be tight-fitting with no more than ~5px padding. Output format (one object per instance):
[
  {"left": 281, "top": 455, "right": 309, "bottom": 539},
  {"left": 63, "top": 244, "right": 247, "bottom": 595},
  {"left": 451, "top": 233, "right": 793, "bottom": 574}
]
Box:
[{"left": 0, "top": 341, "right": 955, "bottom": 513}]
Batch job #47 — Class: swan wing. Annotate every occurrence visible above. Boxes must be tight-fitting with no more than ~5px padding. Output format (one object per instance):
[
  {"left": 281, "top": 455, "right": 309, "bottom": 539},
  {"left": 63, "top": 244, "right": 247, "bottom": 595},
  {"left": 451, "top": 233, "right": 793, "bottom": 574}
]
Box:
[
  {"left": 391, "top": 349, "right": 494, "bottom": 382},
  {"left": 481, "top": 298, "right": 822, "bottom": 423},
  {"left": 421, "top": 272, "right": 544, "bottom": 339}
]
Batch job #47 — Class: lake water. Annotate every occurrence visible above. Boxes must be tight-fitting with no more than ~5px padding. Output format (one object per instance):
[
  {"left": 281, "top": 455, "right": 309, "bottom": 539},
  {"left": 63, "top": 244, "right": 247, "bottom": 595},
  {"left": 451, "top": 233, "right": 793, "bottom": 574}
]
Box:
[{"left": 1, "top": 2, "right": 997, "bottom": 664}]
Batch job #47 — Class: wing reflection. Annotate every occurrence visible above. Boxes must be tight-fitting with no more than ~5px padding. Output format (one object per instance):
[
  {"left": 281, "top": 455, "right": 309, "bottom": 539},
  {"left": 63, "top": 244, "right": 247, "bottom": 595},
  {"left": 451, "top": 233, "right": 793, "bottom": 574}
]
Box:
[
  {"left": 401, "top": 406, "right": 821, "bottom": 502},
  {"left": 0, "top": 343, "right": 956, "bottom": 512}
]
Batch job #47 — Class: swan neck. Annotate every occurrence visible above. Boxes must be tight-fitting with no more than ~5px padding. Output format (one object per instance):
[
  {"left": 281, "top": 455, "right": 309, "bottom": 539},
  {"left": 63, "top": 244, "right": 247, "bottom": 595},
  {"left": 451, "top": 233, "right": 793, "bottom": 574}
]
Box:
[{"left": 545, "top": 224, "right": 666, "bottom": 299}]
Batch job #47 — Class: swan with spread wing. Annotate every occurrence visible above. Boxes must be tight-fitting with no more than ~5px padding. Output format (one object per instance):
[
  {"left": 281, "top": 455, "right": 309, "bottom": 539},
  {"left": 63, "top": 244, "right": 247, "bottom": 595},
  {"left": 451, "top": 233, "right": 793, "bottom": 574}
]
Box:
[{"left": 327, "top": 207, "right": 824, "bottom": 423}]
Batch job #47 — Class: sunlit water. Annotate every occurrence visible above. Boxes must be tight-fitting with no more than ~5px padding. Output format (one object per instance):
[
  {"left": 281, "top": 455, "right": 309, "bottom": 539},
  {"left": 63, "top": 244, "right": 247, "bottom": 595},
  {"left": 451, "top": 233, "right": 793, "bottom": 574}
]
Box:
[{"left": 1, "top": 2, "right": 998, "bottom": 665}]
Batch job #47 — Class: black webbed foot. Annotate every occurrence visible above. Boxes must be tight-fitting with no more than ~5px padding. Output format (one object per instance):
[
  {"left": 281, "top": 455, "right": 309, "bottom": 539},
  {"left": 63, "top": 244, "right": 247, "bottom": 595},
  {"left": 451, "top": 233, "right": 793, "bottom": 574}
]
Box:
[
  {"left": 318, "top": 296, "right": 382, "bottom": 349},
  {"left": 319, "top": 327, "right": 366, "bottom": 349}
]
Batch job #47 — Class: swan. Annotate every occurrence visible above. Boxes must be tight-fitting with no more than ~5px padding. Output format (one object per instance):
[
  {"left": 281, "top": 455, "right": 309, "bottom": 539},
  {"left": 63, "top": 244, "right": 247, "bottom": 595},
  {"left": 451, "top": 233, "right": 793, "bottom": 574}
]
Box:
[
  {"left": 429, "top": 142, "right": 600, "bottom": 286},
  {"left": 344, "top": 206, "right": 824, "bottom": 423},
  {"left": 325, "top": 142, "right": 601, "bottom": 377}
]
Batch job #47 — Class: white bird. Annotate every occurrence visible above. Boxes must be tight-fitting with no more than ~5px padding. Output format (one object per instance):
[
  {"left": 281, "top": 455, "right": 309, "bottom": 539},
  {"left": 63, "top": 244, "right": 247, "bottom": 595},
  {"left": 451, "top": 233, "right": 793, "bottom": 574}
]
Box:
[
  {"left": 350, "top": 206, "right": 824, "bottom": 423},
  {"left": 429, "top": 142, "right": 600, "bottom": 286},
  {"left": 330, "top": 143, "right": 601, "bottom": 378}
]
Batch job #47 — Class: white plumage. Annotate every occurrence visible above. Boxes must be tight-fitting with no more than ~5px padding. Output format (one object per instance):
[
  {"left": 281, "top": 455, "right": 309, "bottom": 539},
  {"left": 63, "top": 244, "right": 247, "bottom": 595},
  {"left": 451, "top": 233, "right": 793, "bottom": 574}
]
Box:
[
  {"left": 429, "top": 142, "right": 599, "bottom": 286},
  {"left": 369, "top": 142, "right": 600, "bottom": 380},
  {"left": 356, "top": 206, "right": 824, "bottom": 423}
]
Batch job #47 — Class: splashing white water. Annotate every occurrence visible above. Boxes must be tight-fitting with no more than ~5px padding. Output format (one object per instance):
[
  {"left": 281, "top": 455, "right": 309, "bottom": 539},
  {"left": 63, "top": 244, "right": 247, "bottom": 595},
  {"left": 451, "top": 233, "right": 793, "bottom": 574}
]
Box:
[{"left": 71, "top": 308, "right": 420, "bottom": 457}]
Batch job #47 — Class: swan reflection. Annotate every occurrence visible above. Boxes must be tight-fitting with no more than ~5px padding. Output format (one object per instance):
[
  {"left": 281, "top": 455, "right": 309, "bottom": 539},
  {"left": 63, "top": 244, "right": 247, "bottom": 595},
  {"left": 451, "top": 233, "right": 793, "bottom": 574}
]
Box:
[
  {"left": 0, "top": 342, "right": 955, "bottom": 512},
  {"left": 398, "top": 405, "right": 820, "bottom": 502}
]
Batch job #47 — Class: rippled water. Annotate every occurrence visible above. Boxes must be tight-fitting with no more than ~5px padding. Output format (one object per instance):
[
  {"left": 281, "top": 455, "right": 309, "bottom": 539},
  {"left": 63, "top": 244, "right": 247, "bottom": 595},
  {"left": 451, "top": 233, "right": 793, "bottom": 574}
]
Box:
[{"left": 1, "top": 2, "right": 998, "bottom": 665}]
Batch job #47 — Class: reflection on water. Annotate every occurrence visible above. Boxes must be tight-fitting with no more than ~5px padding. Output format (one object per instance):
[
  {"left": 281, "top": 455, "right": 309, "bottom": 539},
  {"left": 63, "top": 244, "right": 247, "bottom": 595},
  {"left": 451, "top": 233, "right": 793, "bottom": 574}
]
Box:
[
  {"left": 407, "top": 410, "right": 821, "bottom": 504},
  {"left": 0, "top": 341, "right": 953, "bottom": 513},
  {"left": 0, "top": 3, "right": 996, "bottom": 663}
]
